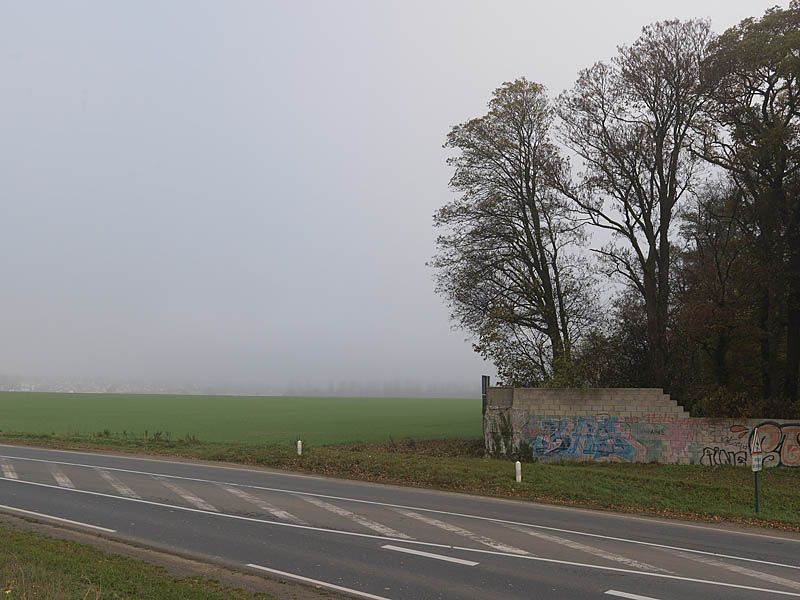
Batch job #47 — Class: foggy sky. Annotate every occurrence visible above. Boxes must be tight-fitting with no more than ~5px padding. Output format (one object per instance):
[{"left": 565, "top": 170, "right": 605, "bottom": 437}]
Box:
[{"left": 0, "top": 1, "right": 781, "bottom": 392}]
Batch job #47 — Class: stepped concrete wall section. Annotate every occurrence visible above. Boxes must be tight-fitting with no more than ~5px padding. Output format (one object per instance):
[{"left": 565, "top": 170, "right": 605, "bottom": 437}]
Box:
[{"left": 484, "top": 387, "right": 800, "bottom": 467}]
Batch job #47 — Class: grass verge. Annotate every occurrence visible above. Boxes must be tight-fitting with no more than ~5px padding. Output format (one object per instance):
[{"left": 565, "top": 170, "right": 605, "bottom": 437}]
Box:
[
  {"left": 0, "top": 521, "right": 274, "bottom": 600},
  {"left": 1, "top": 432, "right": 799, "bottom": 531}
]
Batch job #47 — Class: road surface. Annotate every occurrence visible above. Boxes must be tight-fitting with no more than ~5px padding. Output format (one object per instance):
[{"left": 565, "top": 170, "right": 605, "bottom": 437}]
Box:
[{"left": 1, "top": 443, "right": 799, "bottom": 600}]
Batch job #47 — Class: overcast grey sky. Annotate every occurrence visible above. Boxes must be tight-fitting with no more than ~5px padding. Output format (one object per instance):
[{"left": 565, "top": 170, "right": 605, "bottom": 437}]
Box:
[{"left": 0, "top": 1, "right": 782, "bottom": 392}]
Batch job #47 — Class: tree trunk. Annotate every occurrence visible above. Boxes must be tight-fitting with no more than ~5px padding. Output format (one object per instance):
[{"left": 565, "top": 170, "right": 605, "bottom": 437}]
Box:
[
  {"left": 643, "top": 259, "right": 663, "bottom": 388},
  {"left": 785, "top": 199, "right": 800, "bottom": 403},
  {"left": 714, "top": 329, "right": 730, "bottom": 388},
  {"left": 656, "top": 199, "right": 672, "bottom": 390},
  {"left": 756, "top": 185, "right": 785, "bottom": 400}
]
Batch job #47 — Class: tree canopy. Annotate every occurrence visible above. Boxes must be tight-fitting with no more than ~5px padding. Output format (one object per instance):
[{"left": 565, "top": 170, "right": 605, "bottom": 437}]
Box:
[{"left": 433, "top": 3, "right": 800, "bottom": 416}]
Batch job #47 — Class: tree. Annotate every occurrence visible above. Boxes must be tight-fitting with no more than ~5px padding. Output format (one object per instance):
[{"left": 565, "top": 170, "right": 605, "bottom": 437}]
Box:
[
  {"left": 575, "top": 291, "right": 651, "bottom": 389},
  {"left": 557, "top": 20, "right": 713, "bottom": 389},
  {"left": 671, "top": 179, "right": 761, "bottom": 404},
  {"left": 700, "top": 2, "right": 800, "bottom": 402},
  {"left": 432, "top": 79, "right": 595, "bottom": 385}
]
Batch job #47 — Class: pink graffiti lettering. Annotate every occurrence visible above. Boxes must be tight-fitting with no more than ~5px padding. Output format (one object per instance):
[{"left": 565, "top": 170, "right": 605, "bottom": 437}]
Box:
[{"left": 750, "top": 422, "right": 800, "bottom": 468}]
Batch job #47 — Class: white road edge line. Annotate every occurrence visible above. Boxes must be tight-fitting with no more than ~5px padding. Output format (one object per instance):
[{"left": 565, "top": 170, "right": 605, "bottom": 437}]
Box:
[
  {"left": 382, "top": 544, "right": 479, "bottom": 566},
  {"left": 2, "top": 453, "right": 799, "bottom": 572},
  {"left": 671, "top": 550, "right": 800, "bottom": 591},
  {"left": 606, "top": 591, "right": 663, "bottom": 600},
  {"left": 0, "top": 503, "right": 116, "bottom": 533},
  {"left": 2, "top": 478, "right": 800, "bottom": 598},
  {"left": 0, "top": 443, "right": 794, "bottom": 545},
  {"left": 247, "top": 563, "right": 392, "bottom": 600}
]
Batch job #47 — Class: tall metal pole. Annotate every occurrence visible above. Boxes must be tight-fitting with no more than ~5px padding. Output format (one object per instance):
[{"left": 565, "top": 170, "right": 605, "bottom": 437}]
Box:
[
  {"left": 751, "top": 426, "right": 762, "bottom": 514},
  {"left": 754, "top": 471, "right": 760, "bottom": 514},
  {"left": 481, "top": 375, "right": 490, "bottom": 416}
]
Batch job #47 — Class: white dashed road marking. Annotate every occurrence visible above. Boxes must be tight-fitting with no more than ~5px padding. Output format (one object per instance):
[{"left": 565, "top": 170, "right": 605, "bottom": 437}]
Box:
[
  {"left": 221, "top": 485, "right": 306, "bottom": 524},
  {"left": 96, "top": 469, "right": 141, "bottom": 499},
  {"left": 394, "top": 508, "right": 527, "bottom": 555},
  {"left": 605, "top": 591, "right": 664, "bottom": 600},
  {"left": 155, "top": 476, "right": 217, "bottom": 511},
  {"left": 0, "top": 460, "right": 17, "bottom": 479},
  {"left": 382, "top": 544, "right": 479, "bottom": 566},
  {"left": 506, "top": 523, "right": 670, "bottom": 573},
  {"left": 50, "top": 465, "right": 75, "bottom": 488},
  {"left": 302, "top": 496, "right": 411, "bottom": 539}
]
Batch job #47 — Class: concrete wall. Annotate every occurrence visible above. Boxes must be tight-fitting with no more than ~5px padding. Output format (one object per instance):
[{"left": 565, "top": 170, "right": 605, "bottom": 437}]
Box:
[{"left": 484, "top": 387, "right": 800, "bottom": 467}]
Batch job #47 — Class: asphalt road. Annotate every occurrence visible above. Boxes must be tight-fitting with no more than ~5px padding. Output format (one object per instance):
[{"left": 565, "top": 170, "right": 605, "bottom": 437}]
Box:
[{"left": 1, "top": 444, "right": 799, "bottom": 600}]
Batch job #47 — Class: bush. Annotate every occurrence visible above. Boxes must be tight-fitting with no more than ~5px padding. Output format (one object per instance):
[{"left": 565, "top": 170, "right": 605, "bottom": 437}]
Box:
[{"left": 696, "top": 387, "right": 800, "bottom": 419}]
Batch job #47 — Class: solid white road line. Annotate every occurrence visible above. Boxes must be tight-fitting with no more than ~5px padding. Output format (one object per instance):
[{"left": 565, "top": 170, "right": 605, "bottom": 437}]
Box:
[
  {"left": 96, "top": 469, "right": 141, "bottom": 499},
  {"left": 606, "top": 591, "right": 664, "bottom": 600},
  {"left": 505, "top": 523, "right": 670, "bottom": 573},
  {"left": 394, "top": 508, "right": 527, "bottom": 555},
  {"left": 246, "top": 563, "right": 392, "bottom": 600},
  {"left": 3, "top": 478, "right": 800, "bottom": 598},
  {"left": 221, "top": 485, "right": 305, "bottom": 524},
  {"left": 382, "top": 544, "right": 479, "bottom": 566},
  {"left": 2, "top": 444, "right": 798, "bottom": 544},
  {"left": 302, "top": 496, "right": 411, "bottom": 539},
  {"left": 3, "top": 453, "right": 799, "bottom": 572},
  {"left": 155, "top": 476, "right": 217, "bottom": 511},
  {"left": 0, "top": 460, "right": 17, "bottom": 479},
  {"left": 50, "top": 465, "right": 75, "bottom": 488},
  {"left": 672, "top": 551, "right": 800, "bottom": 591},
  {"left": 0, "top": 503, "right": 115, "bottom": 533}
]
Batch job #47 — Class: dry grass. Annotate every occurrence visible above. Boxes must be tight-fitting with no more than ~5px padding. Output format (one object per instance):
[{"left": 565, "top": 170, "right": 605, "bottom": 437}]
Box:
[{"left": 0, "top": 524, "right": 274, "bottom": 600}]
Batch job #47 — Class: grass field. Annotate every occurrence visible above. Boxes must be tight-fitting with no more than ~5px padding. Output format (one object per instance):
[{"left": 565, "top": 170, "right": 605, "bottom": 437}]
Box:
[{"left": 0, "top": 392, "right": 481, "bottom": 444}]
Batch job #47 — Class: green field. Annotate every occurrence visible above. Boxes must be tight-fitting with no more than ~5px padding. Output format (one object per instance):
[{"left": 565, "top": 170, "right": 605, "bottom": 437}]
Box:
[{"left": 0, "top": 392, "right": 480, "bottom": 445}]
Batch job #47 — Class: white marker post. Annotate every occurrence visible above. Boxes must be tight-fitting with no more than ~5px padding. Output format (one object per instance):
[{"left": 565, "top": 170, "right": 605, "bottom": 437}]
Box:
[
  {"left": 751, "top": 427, "right": 762, "bottom": 513},
  {"left": 515, "top": 461, "right": 522, "bottom": 483},
  {"left": 297, "top": 440, "right": 303, "bottom": 456}
]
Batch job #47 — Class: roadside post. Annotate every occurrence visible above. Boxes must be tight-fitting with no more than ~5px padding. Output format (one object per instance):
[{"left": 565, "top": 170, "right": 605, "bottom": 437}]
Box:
[
  {"left": 751, "top": 427, "right": 762, "bottom": 513},
  {"left": 481, "top": 375, "right": 490, "bottom": 417},
  {"left": 515, "top": 460, "right": 522, "bottom": 483},
  {"left": 297, "top": 439, "right": 303, "bottom": 456}
]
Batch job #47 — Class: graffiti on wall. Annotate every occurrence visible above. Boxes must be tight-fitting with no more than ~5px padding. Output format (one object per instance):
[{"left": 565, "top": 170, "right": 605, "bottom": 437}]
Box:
[
  {"left": 699, "top": 446, "right": 747, "bottom": 466},
  {"left": 700, "top": 422, "right": 800, "bottom": 467},
  {"left": 522, "top": 416, "right": 647, "bottom": 462},
  {"left": 486, "top": 406, "right": 800, "bottom": 467}
]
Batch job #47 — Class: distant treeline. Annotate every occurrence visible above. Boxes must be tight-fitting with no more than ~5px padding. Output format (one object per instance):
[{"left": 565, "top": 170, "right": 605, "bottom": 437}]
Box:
[
  {"left": 432, "top": 4, "right": 800, "bottom": 417},
  {"left": 0, "top": 376, "right": 479, "bottom": 399}
]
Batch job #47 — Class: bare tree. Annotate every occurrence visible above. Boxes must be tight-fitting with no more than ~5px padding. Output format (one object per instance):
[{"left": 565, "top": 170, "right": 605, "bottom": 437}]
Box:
[
  {"left": 557, "top": 20, "right": 713, "bottom": 389},
  {"left": 432, "top": 79, "right": 595, "bottom": 385}
]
